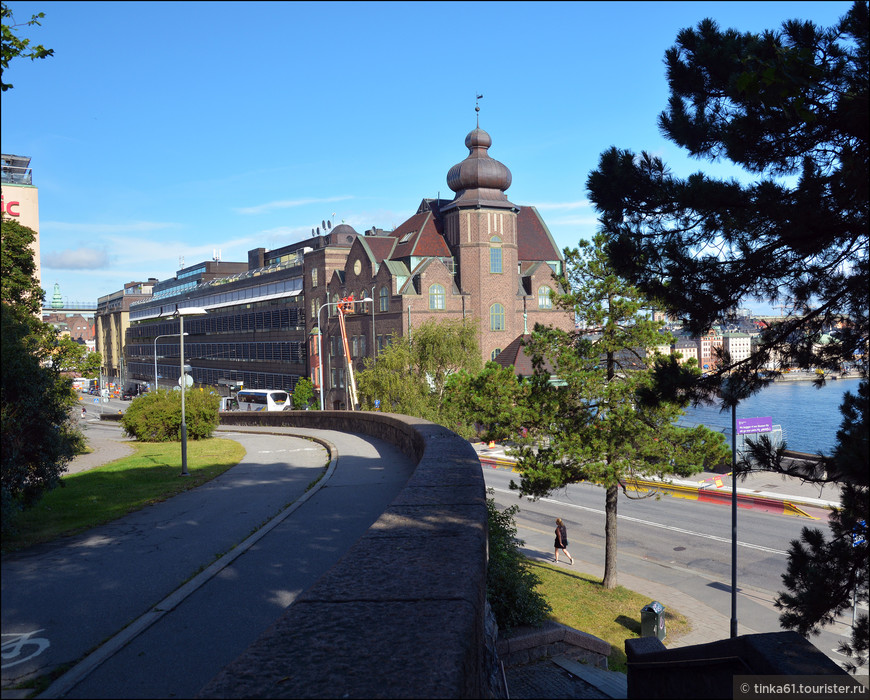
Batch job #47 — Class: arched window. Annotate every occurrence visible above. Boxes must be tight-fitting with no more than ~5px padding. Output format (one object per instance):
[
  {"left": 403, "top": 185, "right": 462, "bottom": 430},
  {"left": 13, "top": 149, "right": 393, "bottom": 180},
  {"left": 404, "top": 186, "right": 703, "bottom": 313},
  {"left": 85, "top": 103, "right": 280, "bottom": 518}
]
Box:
[
  {"left": 490, "top": 303, "right": 505, "bottom": 331},
  {"left": 490, "top": 235, "right": 503, "bottom": 274},
  {"left": 379, "top": 285, "right": 389, "bottom": 312},
  {"left": 538, "top": 286, "right": 552, "bottom": 309},
  {"left": 429, "top": 283, "right": 445, "bottom": 310},
  {"left": 491, "top": 348, "right": 502, "bottom": 361},
  {"left": 330, "top": 292, "right": 339, "bottom": 316}
]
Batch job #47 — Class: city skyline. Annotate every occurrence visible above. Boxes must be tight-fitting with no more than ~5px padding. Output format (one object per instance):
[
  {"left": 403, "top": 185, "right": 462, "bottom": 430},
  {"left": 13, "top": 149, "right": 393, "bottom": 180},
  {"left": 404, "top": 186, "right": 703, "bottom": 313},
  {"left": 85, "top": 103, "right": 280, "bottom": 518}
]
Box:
[{"left": 2, "top": 1, "right": 853, "bottom": 312}]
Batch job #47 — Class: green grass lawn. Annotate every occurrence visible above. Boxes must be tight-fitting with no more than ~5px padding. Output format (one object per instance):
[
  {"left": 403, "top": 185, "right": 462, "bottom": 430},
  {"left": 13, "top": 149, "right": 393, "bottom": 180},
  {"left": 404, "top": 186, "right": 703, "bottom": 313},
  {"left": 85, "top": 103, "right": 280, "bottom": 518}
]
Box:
[
  {"left": 530, "top": 559, "right": 690, "bottom": 673},
  {"left": 2, "top": 438, "right": 246, "bottom": 552}
]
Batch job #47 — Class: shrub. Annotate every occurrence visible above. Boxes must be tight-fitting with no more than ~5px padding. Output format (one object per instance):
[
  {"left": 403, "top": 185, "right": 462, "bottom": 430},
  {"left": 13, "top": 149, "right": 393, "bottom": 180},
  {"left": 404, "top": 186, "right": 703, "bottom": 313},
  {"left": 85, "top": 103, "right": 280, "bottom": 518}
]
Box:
[
  {"left": 121, "top": 388, "right": 220, "bottom": 442},
  {"left": 486, "top": 488, "right": 552, "bottom": 632},
  {"left": 292, "top": 377, "right": 317, "bottom": 409}
]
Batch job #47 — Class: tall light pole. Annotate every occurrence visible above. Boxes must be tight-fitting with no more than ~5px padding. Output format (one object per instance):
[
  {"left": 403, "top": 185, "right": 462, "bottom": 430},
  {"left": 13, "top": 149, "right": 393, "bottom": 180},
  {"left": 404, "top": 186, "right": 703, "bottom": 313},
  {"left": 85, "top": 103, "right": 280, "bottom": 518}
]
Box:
[
  {"left": 317, "top": 297, "right": 372, "bottom": 411},
  {"left": 154, "top": 332, "right": 187, "bottom": 392},
  {"left": 370, "top": 285, "right": 377, "bottom": 357},
  {"left": 175, "top": 307, "right": 207, "bottom": 476}
]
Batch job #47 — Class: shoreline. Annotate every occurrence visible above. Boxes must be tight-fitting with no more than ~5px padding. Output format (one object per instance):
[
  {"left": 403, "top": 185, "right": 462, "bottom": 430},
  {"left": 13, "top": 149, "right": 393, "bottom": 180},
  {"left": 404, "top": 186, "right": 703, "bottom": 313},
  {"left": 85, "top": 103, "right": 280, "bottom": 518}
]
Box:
[{"left": 773, "top": 372, "right": 863, "bottom": 382}]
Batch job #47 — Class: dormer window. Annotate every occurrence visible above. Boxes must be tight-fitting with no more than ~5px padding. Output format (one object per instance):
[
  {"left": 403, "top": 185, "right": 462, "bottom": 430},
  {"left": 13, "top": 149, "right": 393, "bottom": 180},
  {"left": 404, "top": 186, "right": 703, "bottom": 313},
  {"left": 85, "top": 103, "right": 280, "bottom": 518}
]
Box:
[{"left": 400, "top": 231, "right": 415, "bottom": 244}]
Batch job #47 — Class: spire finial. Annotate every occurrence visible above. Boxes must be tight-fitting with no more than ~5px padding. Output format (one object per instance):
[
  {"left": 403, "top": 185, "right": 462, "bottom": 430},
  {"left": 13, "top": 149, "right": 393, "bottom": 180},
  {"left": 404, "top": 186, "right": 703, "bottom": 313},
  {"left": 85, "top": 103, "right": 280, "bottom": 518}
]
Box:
[{"left": 475, "top": 93, "right": 483, "bottom": 127}]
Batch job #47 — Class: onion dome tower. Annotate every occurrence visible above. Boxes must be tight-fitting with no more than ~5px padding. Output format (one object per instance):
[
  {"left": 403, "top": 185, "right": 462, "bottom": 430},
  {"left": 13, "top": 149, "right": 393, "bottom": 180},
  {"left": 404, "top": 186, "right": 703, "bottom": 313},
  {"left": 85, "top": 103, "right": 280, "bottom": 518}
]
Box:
[{"left": 442, "top": 123, "right": 516, "bottom": 213}]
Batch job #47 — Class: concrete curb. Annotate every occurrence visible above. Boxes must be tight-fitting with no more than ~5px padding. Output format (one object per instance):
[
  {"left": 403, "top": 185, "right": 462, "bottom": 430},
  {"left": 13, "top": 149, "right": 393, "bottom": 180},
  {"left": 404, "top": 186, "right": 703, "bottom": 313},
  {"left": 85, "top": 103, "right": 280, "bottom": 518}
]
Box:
[
  {"left": 37, "top": 432, "right": 338, "bottom": 700},
  {"left": 477, "top": 456, "right": 839, "bottom": 514}
]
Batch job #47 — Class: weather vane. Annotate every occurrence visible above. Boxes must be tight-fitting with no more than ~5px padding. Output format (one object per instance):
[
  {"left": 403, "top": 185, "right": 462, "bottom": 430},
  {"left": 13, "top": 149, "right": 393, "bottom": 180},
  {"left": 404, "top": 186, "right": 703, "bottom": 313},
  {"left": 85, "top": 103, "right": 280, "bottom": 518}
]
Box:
[{"left": 475, "top": 93, "right": 483, "bottom": 127}]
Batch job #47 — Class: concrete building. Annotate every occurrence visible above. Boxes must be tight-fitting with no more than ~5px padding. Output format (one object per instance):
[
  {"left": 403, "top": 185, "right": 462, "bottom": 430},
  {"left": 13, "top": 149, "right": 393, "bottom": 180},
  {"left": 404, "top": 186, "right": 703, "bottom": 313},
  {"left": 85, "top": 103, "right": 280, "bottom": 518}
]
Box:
[
  {"left": 96, "top": 280, "right": 156, "bottom": 390},
  {"left": 124, "top": 234, "right": 355, "bottom": 394}
]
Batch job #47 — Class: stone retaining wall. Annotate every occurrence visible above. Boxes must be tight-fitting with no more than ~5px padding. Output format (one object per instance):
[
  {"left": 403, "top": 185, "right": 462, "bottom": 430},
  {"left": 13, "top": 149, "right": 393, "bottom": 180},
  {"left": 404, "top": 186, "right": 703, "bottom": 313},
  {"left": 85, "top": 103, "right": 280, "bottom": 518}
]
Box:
[{"left": 197, "top": 411, "right": 490, "bottom": 698}]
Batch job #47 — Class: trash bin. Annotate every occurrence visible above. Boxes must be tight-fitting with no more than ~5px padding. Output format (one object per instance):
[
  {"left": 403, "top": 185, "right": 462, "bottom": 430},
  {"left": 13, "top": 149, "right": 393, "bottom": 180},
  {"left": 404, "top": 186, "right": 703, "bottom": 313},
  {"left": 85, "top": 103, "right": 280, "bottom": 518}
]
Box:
[{"left": 640, "top": 601, "right": 666, "bottom": 640}]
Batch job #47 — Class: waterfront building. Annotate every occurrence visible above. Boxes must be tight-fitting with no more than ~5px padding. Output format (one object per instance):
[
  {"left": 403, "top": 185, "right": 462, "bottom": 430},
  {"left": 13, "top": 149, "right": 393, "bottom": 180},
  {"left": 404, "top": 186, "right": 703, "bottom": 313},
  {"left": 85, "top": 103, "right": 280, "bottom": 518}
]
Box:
[
  {"left": 673, "top": 337, "right": 700, "bottom": 366},
  {"left": 722, "top": 332, "right": 753, "bottom": 364}
]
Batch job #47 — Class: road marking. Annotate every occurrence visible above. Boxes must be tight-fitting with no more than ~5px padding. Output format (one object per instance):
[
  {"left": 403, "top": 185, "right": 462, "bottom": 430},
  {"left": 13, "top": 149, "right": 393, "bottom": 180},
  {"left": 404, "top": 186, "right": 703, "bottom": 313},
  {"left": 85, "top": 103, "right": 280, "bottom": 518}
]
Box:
[
  {"left": 1, "top": 630, "right": 50, "bottom": 668},
  {"left": 488, "top": 487, "right": 788, "bottom": 555}
]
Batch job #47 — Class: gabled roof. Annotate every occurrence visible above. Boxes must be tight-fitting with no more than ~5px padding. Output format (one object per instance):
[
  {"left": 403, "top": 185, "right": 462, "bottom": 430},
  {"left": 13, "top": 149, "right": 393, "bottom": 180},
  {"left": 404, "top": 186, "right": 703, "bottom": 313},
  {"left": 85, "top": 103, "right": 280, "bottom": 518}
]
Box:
[
  {"left": 494, "top": 334, "right": 558, "bottom": 377},
  {"left": 362, "top": 235, "right": 397, "bottom": 263},
  {"left": 517, "top": 206, "right": 563, "bottom": 262},
  {"left": 389, "top": 211, "right": 451, "bottom": 259}
]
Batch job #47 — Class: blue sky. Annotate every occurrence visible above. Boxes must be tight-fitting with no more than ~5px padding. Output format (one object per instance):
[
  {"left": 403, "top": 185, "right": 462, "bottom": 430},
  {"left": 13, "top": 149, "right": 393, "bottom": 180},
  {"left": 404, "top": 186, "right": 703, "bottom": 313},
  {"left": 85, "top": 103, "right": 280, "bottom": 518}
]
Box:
[{"left": 2, "top": 1, "right": 853, "bottom": 312}]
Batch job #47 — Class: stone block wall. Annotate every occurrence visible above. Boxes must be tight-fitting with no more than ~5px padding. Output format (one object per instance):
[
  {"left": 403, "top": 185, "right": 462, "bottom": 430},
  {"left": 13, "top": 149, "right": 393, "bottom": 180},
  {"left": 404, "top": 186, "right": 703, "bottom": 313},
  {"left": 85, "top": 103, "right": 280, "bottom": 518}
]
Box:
[{"left": 198, "top": 411, "right": 490, "bottom": 698}]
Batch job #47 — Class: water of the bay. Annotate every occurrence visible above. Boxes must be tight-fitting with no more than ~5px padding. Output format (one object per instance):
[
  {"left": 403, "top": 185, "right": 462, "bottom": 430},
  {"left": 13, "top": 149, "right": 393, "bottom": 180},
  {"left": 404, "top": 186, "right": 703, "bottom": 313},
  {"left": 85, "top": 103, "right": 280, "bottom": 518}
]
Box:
[{"left": 678, "top": 376, "right": 863, "bottom": 455}]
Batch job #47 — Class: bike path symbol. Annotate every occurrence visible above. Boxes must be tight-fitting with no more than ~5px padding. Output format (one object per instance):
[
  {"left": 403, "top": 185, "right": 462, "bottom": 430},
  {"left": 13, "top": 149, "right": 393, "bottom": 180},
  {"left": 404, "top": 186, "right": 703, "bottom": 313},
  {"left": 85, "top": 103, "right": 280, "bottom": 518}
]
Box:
[{"left": 1, "top": 630, "right": 50, "bottom": 668}]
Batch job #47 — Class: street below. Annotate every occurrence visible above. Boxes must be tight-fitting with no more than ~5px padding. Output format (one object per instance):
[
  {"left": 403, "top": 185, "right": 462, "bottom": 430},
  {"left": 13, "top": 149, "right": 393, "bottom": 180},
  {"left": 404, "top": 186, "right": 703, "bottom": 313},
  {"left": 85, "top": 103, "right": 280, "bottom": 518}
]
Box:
[{"left": 482, "top": 466, "right": 862, "bottom": 674}]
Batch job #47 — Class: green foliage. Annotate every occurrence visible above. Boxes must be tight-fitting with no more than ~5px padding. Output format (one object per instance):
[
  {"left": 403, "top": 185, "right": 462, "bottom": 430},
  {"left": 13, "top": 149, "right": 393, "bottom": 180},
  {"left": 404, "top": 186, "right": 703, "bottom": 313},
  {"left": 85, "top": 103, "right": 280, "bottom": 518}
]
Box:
[
  {"left": 1, "top": 306, "right": 84, "bottom": 530},
  {"left": 586, "top": 1, "right": 868, "bottom": 397},
  {"left": 586, "top": 0, "right": 868, "bottom": 659},
  {"left": 511, "top": 233, "right": 730, "bottom": 587},
  {"left": 486, "top": 490, "right": 552, "bottom": 632},
  {"left": 774, "top": 380, "right": 868, "bottom": 673},
  {"left": 120, "top": 388, "right": 220, "bottom": 442},
  {"left": 54, "top": 336, "right": 101, "bottom": 377},
  {"left": 444, "top": 362, "right": 531, "bottom": 442},
  {"left": 1, "top": 217, "right": 86, "bottom": 530},
  {"left": 2, "top": 217, "right": 46, "bottom": 325},
  {"left": 357, "top": 318, "right": 481, "bottom": 422},
  {"left": 291, "top": 377, "right": 316, "bottom": 409},
  {"left": 1, "top": 2, "right": 54, "bottom": 91}
]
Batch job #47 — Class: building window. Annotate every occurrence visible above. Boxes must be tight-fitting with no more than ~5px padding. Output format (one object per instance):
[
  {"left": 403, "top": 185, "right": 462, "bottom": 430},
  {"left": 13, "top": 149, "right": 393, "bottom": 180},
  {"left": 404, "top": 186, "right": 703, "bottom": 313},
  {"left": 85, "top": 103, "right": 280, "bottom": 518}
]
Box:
[
  {"left": 538, "top": 286, "right": 552, "bottom": 309},
  {"left": 429, "top": 283, "right": 445, "bottom": 310},
  {"left": 311, "top": 268, "right": 318, "bottom": 287},
  {"left": 360, "top": 334, "right": 366, "bottom": 357},
  {"left": 379, "top": 286, "right": 389, "bottom": 312},
  {"left": 330, "top": 293, "right": 339, "bottom": 316},
  {"left": 490, "top": 236, "right": 502, "bottom": 274},
  {"left": 491, "top": 348, "right": 502, "bottom": 361},
  {"left": 490, "top": 303, "right": 505, "bottom": 331}
]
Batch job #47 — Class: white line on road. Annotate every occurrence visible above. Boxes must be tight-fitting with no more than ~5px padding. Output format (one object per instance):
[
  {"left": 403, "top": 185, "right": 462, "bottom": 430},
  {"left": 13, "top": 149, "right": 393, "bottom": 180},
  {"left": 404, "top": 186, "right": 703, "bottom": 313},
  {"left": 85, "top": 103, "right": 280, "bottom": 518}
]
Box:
[{"left": 488, "top": 487, "right": 788, "bottom": 555}]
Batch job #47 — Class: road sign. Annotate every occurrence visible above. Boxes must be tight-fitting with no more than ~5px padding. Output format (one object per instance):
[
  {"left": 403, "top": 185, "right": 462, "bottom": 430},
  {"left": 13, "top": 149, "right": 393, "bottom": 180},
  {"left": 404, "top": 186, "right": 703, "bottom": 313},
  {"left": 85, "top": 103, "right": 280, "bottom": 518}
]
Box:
[
  {"left": 374, "top": 399, "right": 381, "bottom": 409},
  {"left": 737, "top": 417, "right": 772, "bottom": 434},
  {"left": 854, "top": 520, "right": 866, "bottom": 547}
]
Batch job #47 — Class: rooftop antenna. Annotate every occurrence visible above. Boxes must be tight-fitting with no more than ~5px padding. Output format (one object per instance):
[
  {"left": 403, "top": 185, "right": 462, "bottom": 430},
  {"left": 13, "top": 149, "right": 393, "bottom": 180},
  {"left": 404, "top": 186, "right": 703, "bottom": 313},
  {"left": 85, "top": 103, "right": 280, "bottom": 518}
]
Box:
[
  {"left": 213, "top": 248, "right": 222, "bottom": 262},
  {"left": 179, "top": 256, "right": 185, "bottom": 270},
  {"left": 475, "top": 93, "right": 483, "bottom": 127}
]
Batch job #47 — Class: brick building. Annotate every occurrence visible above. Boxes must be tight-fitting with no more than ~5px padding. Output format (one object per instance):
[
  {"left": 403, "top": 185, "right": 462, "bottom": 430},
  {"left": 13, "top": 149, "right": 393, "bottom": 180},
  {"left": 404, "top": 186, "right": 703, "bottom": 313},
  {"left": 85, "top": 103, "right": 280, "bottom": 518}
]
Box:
[{"left": 320, "top": 124, "right": 574, "bottom": 408}]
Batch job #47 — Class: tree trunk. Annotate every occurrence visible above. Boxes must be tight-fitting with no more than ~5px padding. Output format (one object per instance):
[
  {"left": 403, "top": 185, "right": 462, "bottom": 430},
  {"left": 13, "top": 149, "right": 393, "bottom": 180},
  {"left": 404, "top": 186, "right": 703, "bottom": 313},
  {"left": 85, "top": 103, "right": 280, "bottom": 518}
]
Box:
[{"left": 602, "top": 483, "right": 618, "bottom": 589}]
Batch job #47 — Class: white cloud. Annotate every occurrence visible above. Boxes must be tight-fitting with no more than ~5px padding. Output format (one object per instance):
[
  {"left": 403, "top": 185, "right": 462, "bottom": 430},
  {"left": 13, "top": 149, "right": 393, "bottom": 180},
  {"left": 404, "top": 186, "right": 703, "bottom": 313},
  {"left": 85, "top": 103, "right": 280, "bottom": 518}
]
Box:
[
  {"left": 42, "top": 247, "right": 110, "bottom": 270},
  {"left": 235, "top": 196, "right": 354, "bottom": 216}
]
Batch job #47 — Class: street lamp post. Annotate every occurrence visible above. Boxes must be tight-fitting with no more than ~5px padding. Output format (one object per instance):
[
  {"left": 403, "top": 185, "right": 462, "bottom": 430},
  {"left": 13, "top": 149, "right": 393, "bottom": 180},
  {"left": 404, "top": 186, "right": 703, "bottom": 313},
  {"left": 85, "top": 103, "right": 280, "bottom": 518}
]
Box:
[
  {"left": 370, "top": 285, "right": 377, "bottom": 357},
  {"left": 175, "top": 307, "right": 207, "bottom": 476},
  {"left": 317, "top": 297, "right": 373, "bottom": 411},
  {"left": 154, "top": 332, "right": 187, "bottom": 391}
]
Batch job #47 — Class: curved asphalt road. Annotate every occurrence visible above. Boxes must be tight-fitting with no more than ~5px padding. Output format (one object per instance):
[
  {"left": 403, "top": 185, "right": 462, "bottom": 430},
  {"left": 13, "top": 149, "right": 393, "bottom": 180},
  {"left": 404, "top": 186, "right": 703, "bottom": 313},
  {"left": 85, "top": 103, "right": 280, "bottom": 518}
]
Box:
[{"left": 1, "top": 426, "right": 416, "bottom": 698}]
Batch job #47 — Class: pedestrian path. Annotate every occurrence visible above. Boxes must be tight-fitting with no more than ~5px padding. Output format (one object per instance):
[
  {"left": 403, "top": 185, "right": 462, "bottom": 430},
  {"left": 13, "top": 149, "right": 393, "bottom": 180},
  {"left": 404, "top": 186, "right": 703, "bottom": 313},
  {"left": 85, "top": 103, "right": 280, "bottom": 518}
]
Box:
[{"left": 1, "top": 425, "right": 416, "bottom": 699}]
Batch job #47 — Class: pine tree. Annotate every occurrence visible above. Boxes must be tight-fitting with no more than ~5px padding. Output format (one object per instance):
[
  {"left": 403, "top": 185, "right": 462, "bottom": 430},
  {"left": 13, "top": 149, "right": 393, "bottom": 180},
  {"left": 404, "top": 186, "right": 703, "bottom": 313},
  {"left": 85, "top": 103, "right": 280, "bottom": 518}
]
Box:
[{"left": 512, "top": 234, "right": 729, "bottom": 588}]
